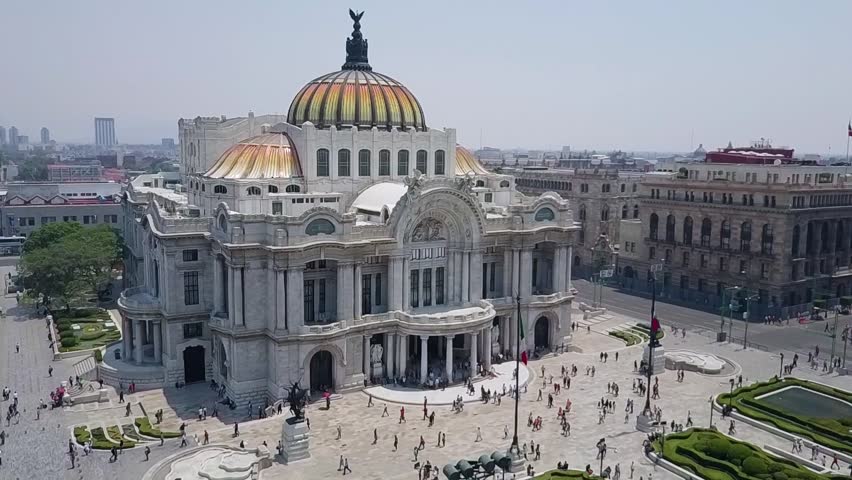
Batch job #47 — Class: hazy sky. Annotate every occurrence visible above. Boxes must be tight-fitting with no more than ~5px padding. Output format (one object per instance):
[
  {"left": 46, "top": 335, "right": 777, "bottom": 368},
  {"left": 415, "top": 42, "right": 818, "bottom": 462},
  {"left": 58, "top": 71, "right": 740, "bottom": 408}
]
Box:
[{"left": 2, "top": 1, "right": 851, "bottom": 154}]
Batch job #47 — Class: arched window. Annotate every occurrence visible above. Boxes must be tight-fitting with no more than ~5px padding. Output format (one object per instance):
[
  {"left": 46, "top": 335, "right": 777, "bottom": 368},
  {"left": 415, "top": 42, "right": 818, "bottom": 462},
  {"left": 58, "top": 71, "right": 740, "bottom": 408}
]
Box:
[
  {"left": 632, "top": 184, "right": 637, "bottom": 192},
  {"left": 633, "top": 205, "right": 639, "bottom": 219},
  {"left": 214, "top": 185, "right": 227, "bottom": 194},
  {"left": 476, "top": 180, "right": 485, "bottom": 187},
  {"left": 397, "top": 150, "right": 410, "bottom": 176},
  {"left": 500, "top": 180, "right": 510, "bottom": 188},
  {"left": 701, "top": 218, "right": 712, "bottom": 247},
  {"left": 682, "top": 216, "right": 693, "bottom": 245},
  {"left": 246, "top": 186, "right": 261, "bottom": 196},
  {"left": 415, "top": 150, "right": 428, "bottom": 174},
  {"left": 740, "top": 222, "right": 752, "bottom": 252},
  {"left": 358, "top": 149, "right": 371, "bottom": 176},
  {"left": 649, "top": 213, "right": 659, "bottom": 240},
  {"left": 378, "top": 149, "right": 391, "bottom": 176},
  {"left": 306, "top": 218, "right": 336, "bottom": 235},
  {"left": 578, "top": 205, "right": 586, "bottom": 221},
  {"left": 338, "top": 149, "right": 351, "bottom": 176},
  {"left": 201, "top": 184, "right": 206, "bottom": 192},
  {"left": 268, "top": 185, "right": 279, "bottom": 193},
  {"left": 535, "top": 208, "right": 555, "bottom": 221},
  {"left": 665, "top": 214, "right": 676, "bottom": 242},
  {"left": 791, "top": 225, "right": 801, "bottom": 257},
  {"left": 601, "top": 206, "right": 609, "bottom": 221},
  {"left": 621, "top": 205, "right": 628, "bottom": 219},
  {"left": 761, "top": 224, "right": 774, "bottom": 255},
  {"left": 720, "top": 221, "right": 731, "bottom": 249},
  {"left": 316, "top": 148, "right": 330, "bottom": 177},
  {"left": 285, "top": 185, "right": 300, "bottom": 193},
  {"left": 434, "top": 150, "right": 446, "bottom": 175}
]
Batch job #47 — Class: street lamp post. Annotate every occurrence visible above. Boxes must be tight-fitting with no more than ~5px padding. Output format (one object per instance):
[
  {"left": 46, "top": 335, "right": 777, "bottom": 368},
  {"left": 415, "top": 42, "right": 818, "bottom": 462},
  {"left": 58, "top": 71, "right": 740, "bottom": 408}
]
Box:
[
  {"left": 709, "top": 396, "right": 714, "bottom": 429},
  {"left": 511, "top": 294, "right": 521, "bottom": 453},
  {"left": 643, "top": 263, "right": 663, "bottom": 415},
  {"left": 743, "top": 292, "right": 758, "bottom": 349},
  {"left": 843, "top": 323, "right": 849, "bottom": 369},
  {"left": 779, "top": 353, "right": 784, "bottom": 378},
  {"left": 830, "top": 309, "right": 839, "bottom": 370},
  {"left": 728, "top": 378, "right": 735, "bottom": 412}
]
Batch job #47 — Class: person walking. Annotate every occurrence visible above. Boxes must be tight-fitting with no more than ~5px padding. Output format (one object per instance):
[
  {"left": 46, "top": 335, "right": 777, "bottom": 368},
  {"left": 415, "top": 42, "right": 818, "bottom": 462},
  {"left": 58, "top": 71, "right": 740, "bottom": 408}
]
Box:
[
  {"left": 203, "top": 430, "right": 209, "bottom": 445},
  {"left": 48, "top": 366, "right": 53, "bottom": 377},
  {"left": 475, "top": 427, "right": 482, "bottom": 442},
  {"left": 393, "top": 434, "right": 398, "bottom": 452},
  {"left": 144, "top": 446, "right": 151, "bottom": 461},
  {"left": 336, "top": 425, "right": 342, "bottom": 440},
  {"left": 180, "top": 432, "right": 188, "bottom": 447},
  {"left": 373, "top": 428, "right": 378, "bottom": 445},
  {"left": 381, "top": 404, "right": 389, "bottom": 417},
  {"left": 15, "top": 343, "right": 19, "bottom": 354},
  {"left": 234, "top": 422, "right": 240, "bottom": 437},
  {"left": 399, "top": 406, "right": 406, "bottom": 423},
  {"left": 367, "top": 394, "right": 373, "bottom": 407},
  {"left": 342, "top": 457, "right": 351, "bottom": 475}
]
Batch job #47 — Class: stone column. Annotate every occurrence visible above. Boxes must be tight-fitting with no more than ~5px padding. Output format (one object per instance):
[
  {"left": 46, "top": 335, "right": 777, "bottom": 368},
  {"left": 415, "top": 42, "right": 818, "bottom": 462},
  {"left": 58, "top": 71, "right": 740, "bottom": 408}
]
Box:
[
  {"left": 213, "top": 257, "right": 223, "bottom": 314},
  {"left": 447, "top": 250, "right": 456, "bottom": 304},
  {"left": 133, "top": 320, "right": 143, "bottom": 365},
  {"left": 286, "top": 267, "right": 304, "bottom": 330},
  {"left": 153, "top": 321, "right": 162, "bottom": 364},
  {"left": 389, "top": 257, "right": 403, "bottom": 311},
  {"left": 233, "top": 267, "right": 244, "bottom": 327},
  {"left": 552, "top": 247, "right": 563, "bottom": 293},
  {"left": 276, "top": 269, "right": 287, "bottom": 330},
  {"left": 567, "top": 245, "right": 574, "bottom": 290},
  {"left": 520, "top": 249, "right": 533, "bottom": 298},
  {"left": 512, "top": 248, "right": 521, "bottom": 298},
  {"left": 227, "top": 266, "right": 235, "bottom": 324},
  {"left": 386, "top": 333, "right": 396, "bottom": 378},
  {"left": 420, "top": 335, "right": 428, "bottom": 383},
  {"left": 503, "top": 249, "right": 513, "bottom": 297},
  {"left": 483, "top": 326, "right": 492, "bottom": 371},
  {"left": 445, "top": 335, "right": 454, "bottom": 381},
  {"left": 122, "top": 316, "right": 132, "bottom": 361},
  {"left": 470, "top": 250, "right": 483, "bottom": 302},
  {"left": 461, "top": 251, "right": 470, "bottom": 304},
  {"left": 363, "top": 334, "right": 371, "bottom": 377},
  {"left": 402, "top": 258, "right": 410, "bottom": 311},
  {"left": 470, "top": 332, "right": 478, "bottom": 378},
  {"left": 354, "top": 264, "right": 363, "bottom": 321},
  {"left": 396, "top": 334, "right": 406, "bottom": 377}
]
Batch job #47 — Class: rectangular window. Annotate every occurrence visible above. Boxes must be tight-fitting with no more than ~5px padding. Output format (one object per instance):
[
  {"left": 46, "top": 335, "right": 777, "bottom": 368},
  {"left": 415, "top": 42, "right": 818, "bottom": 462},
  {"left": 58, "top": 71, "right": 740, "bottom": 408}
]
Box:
[
  {"left": 103, "top": 215, "right": 118, "bottom": 223},
  {"left": 398, "top": 150, "right": 409, "bottom": 176},
  {"left": 423, "top": 268, "right": 432, "bottom": 307},
  {"left": 532, "top": 259, "right": 538, "bottom": 287},
  {"left": 337, "top": 149, "right": 351, "bottom": 176},
  {"left": 719, "top": 257, "right": 727, "bottom": 272},
  {"left": 680, "top": 275, "right": 689, "bottom": 290},
  {"left": 182, "top": 249, "right": 198, "bottom": 262},
  {"left": 40, "top": 216, "right": 56, "bottom": 225},
  {"left": 410, "top": 269, "right": 419, "bottom": 308},
  {"left": 697, "top": 279, "right": 705, "bottom": 292},
  {"left": 358, "top": 149, "right": 371, "bottom": 176},
  {"left": 434, "top": 150, "right": 445, "bottom": 175},
  {"left": 436, "top": 267, "right": 444, "bottom": 305},
  {"left": 182, "top": 322, "right": 203, "bottom": 339},
  {"left": 739, "top": 260, "right": 747, "bottom": 275},
  {"left": 649, "top": 246, "right": 656, "bottom": 260},
  {"left": 316, "top": 149, "right": 330, "bottom": 177},
  {"left": 361, "top": 274, "right": 372, "bottom": 315},
  {"left": 484, "top": 193, "right": 493, "bottom": 202},
  {"left": 682, "top": 251, "right": 689, "bottom": 267},
  {"left": 272, "top": 202, "right": 283, "bottom": 215},
  {"left": 761, "top": 263, "right": 769, "bottom": 280},
  {"left": 375, "top": 273, "right": 382, "bottom": 305},
  {"left": 489, "top": 262, "right": 496, "bottom": 292},
  {"left": 304, "top": 280, "right": 315, "bottom": 323},
  {"left": 183, "top": 271, "right": 199, "bottom": 305},
  {"left": 63, "top": 216, "right": 77, "bottom": 222},
  {"left": 379, "top": 150, "right": 390, "bottom": 176}
]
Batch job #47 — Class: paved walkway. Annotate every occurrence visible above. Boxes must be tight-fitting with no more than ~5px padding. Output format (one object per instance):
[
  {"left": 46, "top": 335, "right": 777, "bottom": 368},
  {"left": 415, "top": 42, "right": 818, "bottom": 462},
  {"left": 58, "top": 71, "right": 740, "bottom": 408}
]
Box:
[{"left": 365, "top": 360, "right": 531, "bottom": 405}]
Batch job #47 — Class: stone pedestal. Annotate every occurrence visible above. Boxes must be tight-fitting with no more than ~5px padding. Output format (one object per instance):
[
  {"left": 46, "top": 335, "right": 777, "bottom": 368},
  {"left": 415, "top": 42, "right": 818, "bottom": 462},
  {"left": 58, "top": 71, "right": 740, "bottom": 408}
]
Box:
[
  {"left": 643, "top": 345, "right": 666, "bottom": 375},
  {"left": 281, "top": 417, "right": 310, "bottom": 463},
  {"left": 635, "top": 412, "right": 657, "bottom": 433},
  {"left": 506, "top": 449, "right": 526, "bottom": 473},
  {"left": 371, "top": 362, "right": 384, "bottom": 381}
]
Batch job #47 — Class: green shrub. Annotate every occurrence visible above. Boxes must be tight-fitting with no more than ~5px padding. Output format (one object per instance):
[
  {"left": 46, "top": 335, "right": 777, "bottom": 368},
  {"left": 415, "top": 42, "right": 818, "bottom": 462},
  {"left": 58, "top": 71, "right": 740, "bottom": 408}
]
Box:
[
  {"left": 80, "top": 331, "right": 105, "bottom": 341},
  {"left": 94, "top": 349, "right": 103, "bottom": 363},
  {"left": 742, "top": 457, "right": 768, "bottom": 475},
  {"left": 73, "top": 426, "right": 91, "bottom": 445},
  {"left": 727, "top": 444, "right": 753, "bottom": 463},
  {"left": 57, "top": 323, "right": 73, "bottom": 333},
  {"left": 73, "top": 308, "right": 103, "bottom": 318},
  {"left": 61, "top": 337, "right": 78, "bottom": 347},
  {"left": 707, "top": 438, "right": 731, "bottom": 459},
  {"left": 772, "top": 472, "right": 788, "bottom": 480},
  {"left": 135, "top": 417, "right": 181, "bottom": 439}
]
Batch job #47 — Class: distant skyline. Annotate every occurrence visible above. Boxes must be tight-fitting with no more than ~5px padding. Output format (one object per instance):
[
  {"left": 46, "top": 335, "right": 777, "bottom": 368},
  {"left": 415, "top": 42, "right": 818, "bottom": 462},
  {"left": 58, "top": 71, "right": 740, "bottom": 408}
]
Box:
[{"left": 1, "top": 1, "right": 851, "bottom": 154}]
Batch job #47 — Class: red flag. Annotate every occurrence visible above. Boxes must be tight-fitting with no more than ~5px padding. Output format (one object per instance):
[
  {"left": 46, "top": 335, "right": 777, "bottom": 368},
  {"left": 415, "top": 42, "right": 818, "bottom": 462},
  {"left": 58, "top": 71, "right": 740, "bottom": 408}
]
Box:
[
  {"left": 520, "top": 350, "right": 528, "bottom": 365},
  {"left": 651, "top": 315, "right": 661, "bottom": 334}
]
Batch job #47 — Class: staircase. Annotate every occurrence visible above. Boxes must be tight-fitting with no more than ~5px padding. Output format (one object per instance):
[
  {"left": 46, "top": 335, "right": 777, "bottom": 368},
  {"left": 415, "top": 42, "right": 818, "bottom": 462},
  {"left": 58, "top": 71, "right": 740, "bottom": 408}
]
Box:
[{"left": 74, "top": 355, "right": 98, "bottom": 380}]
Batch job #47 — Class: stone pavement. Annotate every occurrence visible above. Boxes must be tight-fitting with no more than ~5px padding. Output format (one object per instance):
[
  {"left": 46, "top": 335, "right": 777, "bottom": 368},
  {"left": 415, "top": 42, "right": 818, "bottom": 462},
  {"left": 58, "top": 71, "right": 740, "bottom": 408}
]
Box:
[{"left": 0, "top": 264, "right": 78, "bottom": 479}]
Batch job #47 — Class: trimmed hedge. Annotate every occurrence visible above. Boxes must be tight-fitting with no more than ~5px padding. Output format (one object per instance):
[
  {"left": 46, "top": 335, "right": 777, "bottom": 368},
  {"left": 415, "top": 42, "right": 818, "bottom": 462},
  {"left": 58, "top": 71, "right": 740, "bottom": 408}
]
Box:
[
  {"left": 657, "top": 429, "right": 838, "bottom": 480},
  {"left": 61, "top": 337, "right": 78, "bottom": 347},
  {"left": 609, "top": 330, "right": 642, "bottom": 346},
  {"left": 107, "top": 425, "right": 135, "bottom": 448},
  {"left": 135, "top": 417, "right": 181, "bottom": 439},
  {"left": 717, "top": 378, "right": 852, "bottom": 455},
  {"left": 89, "top": 427, "right": 119, "bottom": 450},
  {"left": 535, "top": 470, "right": 602, "bottom": 480}
]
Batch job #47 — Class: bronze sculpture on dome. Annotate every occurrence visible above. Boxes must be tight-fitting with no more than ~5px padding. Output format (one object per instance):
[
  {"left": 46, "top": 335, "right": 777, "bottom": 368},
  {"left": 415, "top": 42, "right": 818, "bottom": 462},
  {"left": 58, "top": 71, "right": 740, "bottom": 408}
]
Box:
[{"left": 343, "top": 9, "right": 371, "bottom": 70}]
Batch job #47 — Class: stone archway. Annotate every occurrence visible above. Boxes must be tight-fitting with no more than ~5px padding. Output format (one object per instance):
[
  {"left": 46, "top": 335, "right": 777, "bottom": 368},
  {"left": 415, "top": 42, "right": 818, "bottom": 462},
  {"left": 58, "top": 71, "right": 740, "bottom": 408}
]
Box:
[
  {"left": 309, "top": 350, "right": 334, "bottom": 394},
  {"left": 534, "top": 316, "right": 551, "bottom": 350}
]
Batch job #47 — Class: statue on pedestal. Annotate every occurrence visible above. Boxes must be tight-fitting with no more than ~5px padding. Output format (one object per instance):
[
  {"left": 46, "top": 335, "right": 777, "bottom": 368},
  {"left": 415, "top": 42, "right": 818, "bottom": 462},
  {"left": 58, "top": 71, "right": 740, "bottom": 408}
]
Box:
[
  {"left": 286, "top": 382, "right": 308, "bottom": 422},
  {"left": 370, "top": 344, "right": 384, "bottom": 380}
]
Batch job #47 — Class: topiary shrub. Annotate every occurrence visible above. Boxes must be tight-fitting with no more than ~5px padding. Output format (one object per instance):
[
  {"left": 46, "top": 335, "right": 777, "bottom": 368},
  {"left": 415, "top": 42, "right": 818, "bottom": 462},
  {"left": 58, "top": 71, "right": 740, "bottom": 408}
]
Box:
[
  {"left": 80, "top": 331, "right": 105, "bottom": 341},
  {"left": 707, "top": 438, "right": 731, "bottom": 459},
  {"left": 742, "top": 457, "right": 768, "bottom": 476},
  {"left": 727, "top": 444, "right": 753, "bottom": 463},
  {"left": 772, "top": 472, "right": 788, "bottom": 480},
  {"left": 94, "top": 349, "right": 103, "bottom": 363},
  {"left": 61, "top": 337, "right": 78, "bottom": 348}
]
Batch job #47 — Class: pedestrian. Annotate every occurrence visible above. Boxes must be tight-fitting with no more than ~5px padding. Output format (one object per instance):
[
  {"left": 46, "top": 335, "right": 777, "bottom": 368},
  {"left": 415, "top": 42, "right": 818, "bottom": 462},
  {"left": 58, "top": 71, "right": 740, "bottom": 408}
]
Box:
[
  {"left": 234, "top": 422, "right": 240, "bottom": 437},
  {"left": 338, "top": 455, "right": 345, "bottom": 471},
  {"left": 126, "top": 402, "right": 132, "bottom": 417},
  {"left": 381, "top": 404, "right": 389, "bottom": 417},
  {"left": 110, "top": 446, "right": 118, "bottom": 462},
  {"left": 399, "top": 406, "right": 406, "bottom": 423},
  {"left": 15, "top": 343, "right": 19, "bottom": 354},
  {"left": 48, "top": 366, "right": 53, "bottom": 377},
  {"left": 504, "top": 425, "right": 509, "bottom": 439},
  {"left": 393, "top": 434, "right": 398, "bottom": 452},
  {"left": 144, "top": 445, "right": 151, "bottom": 461},
  {"left": 343, "top": 457, "right": 351, "bottom": 475},
  {"left": 373, "top": 428, "right": 378, "bottom": 444},
  {"left": 180, "top": 432, "right": 188, "bottom": 447},
  {"left": 475, "top": 427, "right": 482, "bottom": 442},
  {"left": 119, "top": 390, "right": 124, "bottom": 403},
  {"left": 160, "top": 432, "right": 164, "bottom": 446},
  {"left": 204, "top": 430, "right": 209, "bottom": 445},
  {"left": 630, "top": 461, "right": 635, "bottom": 479},
  {"left": 367, "top": 394, "right": 373, "bottom": 407},
  {"left": 336, "top": 425, "right": 342, "bottom": 440}
]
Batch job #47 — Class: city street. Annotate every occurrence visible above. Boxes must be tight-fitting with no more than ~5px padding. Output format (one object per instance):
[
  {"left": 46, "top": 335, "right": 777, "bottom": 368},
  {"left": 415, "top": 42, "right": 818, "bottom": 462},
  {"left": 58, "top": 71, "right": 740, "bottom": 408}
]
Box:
[{"left": 572, "top": 278, "right": 852, "bottom": 358}]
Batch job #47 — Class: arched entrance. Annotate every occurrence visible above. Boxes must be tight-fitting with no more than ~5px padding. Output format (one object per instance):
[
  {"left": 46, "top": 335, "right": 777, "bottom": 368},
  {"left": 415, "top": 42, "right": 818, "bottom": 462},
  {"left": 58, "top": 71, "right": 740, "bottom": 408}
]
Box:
[
  {"left": 183, "top": 346, "right": 206, "bottom": 384},
  {"left": 309, "top": 350, "right": 334, "bottom": 394},
  {"left": 534, "top": 316, "right": 550, "bottom": 350}
]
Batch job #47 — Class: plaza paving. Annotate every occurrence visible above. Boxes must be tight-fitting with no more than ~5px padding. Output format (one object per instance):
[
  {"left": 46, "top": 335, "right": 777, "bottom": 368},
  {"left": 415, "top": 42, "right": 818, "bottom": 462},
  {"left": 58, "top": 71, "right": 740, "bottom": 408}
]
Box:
[{"left": 2, "top": 281, "right": 851, "bottom": 480}]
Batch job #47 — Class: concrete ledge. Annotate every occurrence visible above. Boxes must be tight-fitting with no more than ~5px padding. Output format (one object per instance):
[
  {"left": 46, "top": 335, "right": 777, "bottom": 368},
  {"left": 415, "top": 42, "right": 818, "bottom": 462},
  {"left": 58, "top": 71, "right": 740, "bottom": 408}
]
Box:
[
  {"left": 763, "top": 444, "right": 828, "bottom": 474},
  {"left": 645, "top": 450, "right": 703, "bottom": 480}
]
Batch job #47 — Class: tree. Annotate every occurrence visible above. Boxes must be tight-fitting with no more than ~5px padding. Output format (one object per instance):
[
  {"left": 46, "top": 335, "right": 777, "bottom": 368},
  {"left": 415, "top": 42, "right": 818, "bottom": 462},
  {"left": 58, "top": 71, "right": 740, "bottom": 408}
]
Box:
[
  {"left": 19, "top": 242, "right": 85, "bottom": 308},
  {"left": 22, "top": 221, "right": 84, "bottom": 253}
]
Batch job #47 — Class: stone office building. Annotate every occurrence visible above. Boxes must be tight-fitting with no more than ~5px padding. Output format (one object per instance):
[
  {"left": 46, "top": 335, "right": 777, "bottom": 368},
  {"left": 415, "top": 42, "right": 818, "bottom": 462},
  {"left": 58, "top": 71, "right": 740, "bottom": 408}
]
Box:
[
  {"left": 617, "top": 161, "right": 852, "bottom": 315},
  {"left": 109, "top": 13, "right": 578, "bottom": 406}
]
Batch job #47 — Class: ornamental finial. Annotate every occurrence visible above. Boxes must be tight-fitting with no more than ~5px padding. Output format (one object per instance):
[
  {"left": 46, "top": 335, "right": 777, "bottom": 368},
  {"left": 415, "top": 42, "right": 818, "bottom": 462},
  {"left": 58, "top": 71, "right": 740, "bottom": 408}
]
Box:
[{"left": 343, "top": 9, "right": 371, "bottom": 71}]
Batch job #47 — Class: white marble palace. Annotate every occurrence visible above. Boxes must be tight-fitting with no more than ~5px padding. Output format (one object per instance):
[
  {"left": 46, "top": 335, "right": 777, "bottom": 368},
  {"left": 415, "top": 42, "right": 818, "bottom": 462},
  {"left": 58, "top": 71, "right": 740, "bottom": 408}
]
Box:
[{"left": 111, "top": 12, "right": 579, "bottom": 406}]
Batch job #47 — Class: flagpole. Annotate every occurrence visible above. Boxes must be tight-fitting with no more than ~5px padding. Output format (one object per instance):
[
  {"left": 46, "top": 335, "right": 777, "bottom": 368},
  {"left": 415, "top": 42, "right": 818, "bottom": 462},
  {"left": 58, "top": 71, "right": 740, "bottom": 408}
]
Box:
[{"left": 512, "top": 293, "right": 521, "bottom": 452}]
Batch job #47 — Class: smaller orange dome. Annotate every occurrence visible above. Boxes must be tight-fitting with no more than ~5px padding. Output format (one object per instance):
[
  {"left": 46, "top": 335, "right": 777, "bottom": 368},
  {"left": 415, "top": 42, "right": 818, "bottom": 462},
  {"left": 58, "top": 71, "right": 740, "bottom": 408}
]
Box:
[{"left": 205, "top": 133, "right": 302, "bottom": 179}]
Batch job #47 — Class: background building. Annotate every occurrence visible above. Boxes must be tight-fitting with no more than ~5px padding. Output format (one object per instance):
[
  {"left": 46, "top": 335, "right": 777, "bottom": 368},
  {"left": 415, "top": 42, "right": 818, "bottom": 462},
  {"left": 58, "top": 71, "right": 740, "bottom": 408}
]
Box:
[
  {"left": 95, "top": 117, "right": 116, "bottom": 146},
  {"left": 8, "top": 127, "right": 19, "bottom": 147},
  {"left": 0, "top": 126, "right": 6, "bottom": 146},
  {"left": 47, "top": 163, "right": 104, "bottom": 182},
  {"left": 40, "top": 127, "right": 50, "bottom": 145}
]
